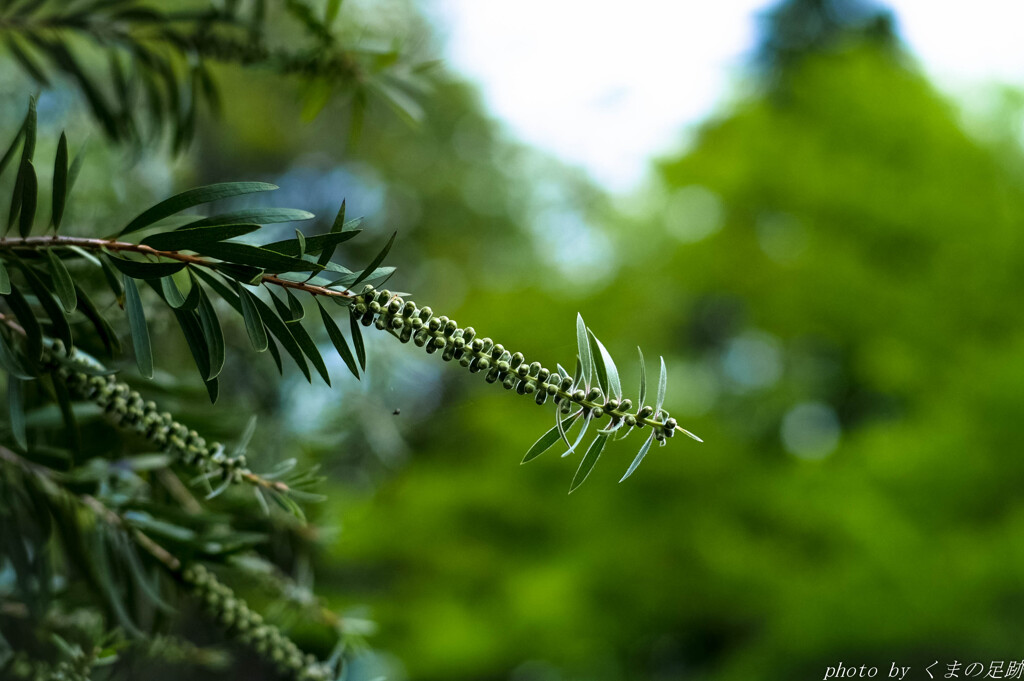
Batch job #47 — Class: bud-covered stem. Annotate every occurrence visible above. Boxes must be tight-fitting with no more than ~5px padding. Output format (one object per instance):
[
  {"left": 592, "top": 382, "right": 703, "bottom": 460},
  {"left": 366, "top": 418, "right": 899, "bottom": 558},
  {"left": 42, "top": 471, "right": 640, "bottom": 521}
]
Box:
[{"left": 354, "top": 285, "right": 682, "bottom": 443}]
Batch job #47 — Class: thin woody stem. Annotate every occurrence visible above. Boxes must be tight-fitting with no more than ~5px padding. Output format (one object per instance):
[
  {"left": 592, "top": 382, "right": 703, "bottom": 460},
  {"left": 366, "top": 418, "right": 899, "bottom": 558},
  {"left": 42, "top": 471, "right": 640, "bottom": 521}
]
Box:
[{"left": 0, "top": 235, "right": 357, "bottom": 299}]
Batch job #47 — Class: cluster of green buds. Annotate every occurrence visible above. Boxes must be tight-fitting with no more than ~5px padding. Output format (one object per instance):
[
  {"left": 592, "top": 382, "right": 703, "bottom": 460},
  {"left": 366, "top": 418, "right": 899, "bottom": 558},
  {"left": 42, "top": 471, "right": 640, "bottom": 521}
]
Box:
[
  {"left": 57, "top": 365, "right": 250, "bottom": 484},
  {"left": 180, "top": 564, "right": 333, "bottom": 681},
  {"left": 350, "top": 285, "right": 681, "bottom": 441},
  {"left": 2, "top": 651, "right": 91, "bottom": 681}
]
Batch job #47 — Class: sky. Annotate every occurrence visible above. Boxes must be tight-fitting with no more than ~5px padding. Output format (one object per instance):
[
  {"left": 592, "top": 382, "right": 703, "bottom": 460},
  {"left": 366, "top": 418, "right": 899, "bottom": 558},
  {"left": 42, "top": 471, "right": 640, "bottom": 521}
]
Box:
[{"left": 429, "top": 1, "right": 1024, "bottom": 192}]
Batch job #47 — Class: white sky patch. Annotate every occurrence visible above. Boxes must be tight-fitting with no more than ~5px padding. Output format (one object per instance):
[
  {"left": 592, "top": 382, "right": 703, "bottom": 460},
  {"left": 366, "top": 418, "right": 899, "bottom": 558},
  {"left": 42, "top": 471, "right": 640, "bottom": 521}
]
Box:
[{"left": 429, "top": 1, "right": 1024, "bottom": 192}]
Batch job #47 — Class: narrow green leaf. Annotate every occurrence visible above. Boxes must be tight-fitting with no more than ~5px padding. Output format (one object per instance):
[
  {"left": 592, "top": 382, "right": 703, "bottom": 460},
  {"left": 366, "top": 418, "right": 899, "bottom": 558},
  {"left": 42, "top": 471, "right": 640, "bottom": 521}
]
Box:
[
  {"left": 561, "top": 412, "right": 592, "bottom": 458},
  {"left": 8, "top": 376, "right": 27, "bottom": 450},
  {"left": 0, "top": 331, "right": 32, "bottom": 380},
  {"left": 522, "top": 413, "right": 581, "bottom": 464},
  {"left": 285, "top": 289, "right": 304, "bottom": 321},
  {"left": 141, "top": 224, "right": 259, "bottom": 251},
  {"left": 178, "top": 268, "right": 201, "bottom": 310},
  {"left": 45, "top": 249, "right": 77, "bottom": 313},
  {"left": 160, "top": 274, "right": 187, "bottom": 308},
  {"left": 99, "top": 256, "right": 124, "bottom": 301},
  {"left": 349, "top": 309, "right": 366, "bottom": 370},
  {"left": 250, "top": 294, "right": 311, "bottom": 382},
  {"left": 18, "top": 261, "right": 71, "bottom": 350},
  {"left": 570, "top": 433, "right": 609, "bottom": 493},
  {"left": 0, "top": 260, "right": 10, "bottom": 295},
  {"left": 106, "top": 254, "right": 186, "bottom": 279},
  {"left": 318, "top": 200, "right": 345, "bottom": 267},
  {"left": 317, "top": 299, "right": 359, "bottom": 379},
  {"left": 21, "top": 97, "right": 36, "bottom": 162},
  {"left": 235, "top": 282, "right": 268, "bottom": 352},
  {"left": 170, "top": 306, "right": 212, "bottom": 392},
  {"left": 593, "top": 333, "right": 621, "bottom": 401},
  {"left": 4, "top": 286, "right": 41, "bottom": 361},
  {"left": 119, "top": 181, "right": 278, "bottom": 236},
  {"left": 295, "top": 229, "right": 306, "bottom": 258},
  {"left": 656, "top": 356, "right": 668, "bottom": 414},
  {"left": 576, "top": 313, "right": 592, "bottom": 389},
  {"left": 17, "top": 160, "right": 37, "bottom": 237},
  {"left": 50, "top": 371, "right": 80, "bottom": 456},
  {"left": 638, "top": 347, "right": 647, "bottom": 407},
  {"left": 269, "top": 289, "right": 329, "bottom": 385},
  {"left": 123, "top": 275, "right": 153, "bottom": 378},
  {"left": 198, "top": 241, "right": 320, "bottom": 273},
  {"left": 264, "top": 229, "right": 360, "bottom": 257},
  {"left": 196, "top": 284, "right": 226, "bottom": 380},
  {"left": 0, "top": 123, "right": 24, "bottom": 178},
  {"left": 185, "top": 207, "right": 314, "bottom": 229},
  {"left": 351, "top": 231, "right": 396, "bottom": 288},
  {"left": 266, "top": 334, "right": 283, "bottom": 375},
  {"left": 51, "top": 132, "right": 68, "bottom": 230},
  {"left": 74, "top": 283, "right": 121, "bottom": 358},
  {"left": 620, "top": 433, "right": 656, "bottom": 483},
  {"left": 587, "top": 330, "right": 608, "bottom": 396}
]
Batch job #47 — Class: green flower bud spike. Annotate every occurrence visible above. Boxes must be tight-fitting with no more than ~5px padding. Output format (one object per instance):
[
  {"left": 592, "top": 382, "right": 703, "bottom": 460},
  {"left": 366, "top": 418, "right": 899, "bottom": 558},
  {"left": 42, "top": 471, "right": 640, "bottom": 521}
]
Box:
[{"left": 351, "top": 286, "right": 701, "bottom": 491}]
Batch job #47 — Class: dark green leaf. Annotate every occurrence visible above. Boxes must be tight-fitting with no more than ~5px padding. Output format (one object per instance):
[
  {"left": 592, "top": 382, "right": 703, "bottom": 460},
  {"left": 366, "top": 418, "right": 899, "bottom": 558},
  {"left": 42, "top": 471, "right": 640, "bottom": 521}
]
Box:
[
  {"left": 212, "top": 262, "right": 264, "bottom": 285},
  {"left": 123, "top": 275, "right": 153, "bottom": 378},
  {"left": 99, "top": 255, "right": 123, "bottom": 301},
  {"left": 349, "top": 309, "right": 365, "bottom": 370},
  {"left": 265, "top": 230, "right": 361, "bottom": 257},
  {"left": 17, "top": 160, "right": 37, "bottom": 237},
  {"left": 0, "top": 331, "right": 32, "bottom": 380},
  {"left": 106, "top": 253, "right": 186, "bottom": 279},
  {"left": 74, "top": 283, "right": 121, "bottom": 358},
  {"left": 18, "top": 260, "right": 72, "bottom": 350},
  {"left": 141, "top": 224, "right": 260, "bottom": 251},
  {"left": 0, "top": 259, "right": 10, "bottom": 295},
  {"left": 236, "top": 283, "right": 268, "bottom": 352},
  {"left": 570, "top": 433, "right": 608, "bottom": 493},
  {"left": 119, "top": 181, "right": 278, "bottom": 236},
  {"left": 51, "top": 132, "right": 68, "bottom": 230},
  {"left": 170, "top": 306, "right": 213, "bottom": 396},
  {"left": 318, "top": 299, "right": 359, "bottom": 379},
  {"left": 199, "top": 242, "right": 320, "bottom": 273},
  {"left": 196, "top": 284, "right": 225, "bottom": 380},
  {"left": 285, "top": 289, "right": 304, "bottom": 321},
  {"left": 269, "top": 289, "right": 328, "bottom": 385},
  {"left": 351, "top": 231, "right": 396, "bottom": 288},
  {"left": 45, "top": 249, "right": 76, "bottom": 313},
  {"left": 160, "top": 273, "right": 187, "bottom": 309},
  {"left": 0, "top": 122, "right": 24, "bottom": 178},
  {"left": 266, "top": 334, "right": 283, "bottom": 375},
  {"left": 184, "top": 207, "right": 314, "bottom": 228},
  {"left": 3, "top": 285, "right": 42, "bottom": 361},
  {"left": 522, "top": 413, "right": 581, "bottom": 464},
  {"left": 620, "top": 433, "right": 656, "bottom": 483},
  {"left": 8, "top": 376, "right": 27, "bottom": 450},
  {"left": 294, "top": 229, "right": 306, "bottom": 258},
  {"left": 318, "top": 200, "right": 345, "bottom": 267},
  {"left": 49, "top": 371, "right": 80, "bottom": 456},
  {"left": 250, "top": 294, "right": 311, "bottom": 382}
]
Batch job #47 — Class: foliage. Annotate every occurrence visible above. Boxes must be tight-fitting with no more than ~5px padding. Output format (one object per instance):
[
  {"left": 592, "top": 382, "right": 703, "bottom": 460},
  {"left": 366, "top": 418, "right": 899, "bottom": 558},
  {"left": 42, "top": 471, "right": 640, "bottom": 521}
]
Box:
[{"left": 0, "top": 2, "right": 690, "bottom": 679}]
